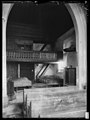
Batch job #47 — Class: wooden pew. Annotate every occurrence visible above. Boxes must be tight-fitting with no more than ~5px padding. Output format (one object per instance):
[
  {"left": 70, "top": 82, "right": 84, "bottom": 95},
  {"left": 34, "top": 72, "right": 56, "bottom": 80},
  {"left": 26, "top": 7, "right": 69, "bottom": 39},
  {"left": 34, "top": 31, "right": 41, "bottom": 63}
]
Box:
[{"left": 24, "top": 86, "right": 86, "bottom": 118}]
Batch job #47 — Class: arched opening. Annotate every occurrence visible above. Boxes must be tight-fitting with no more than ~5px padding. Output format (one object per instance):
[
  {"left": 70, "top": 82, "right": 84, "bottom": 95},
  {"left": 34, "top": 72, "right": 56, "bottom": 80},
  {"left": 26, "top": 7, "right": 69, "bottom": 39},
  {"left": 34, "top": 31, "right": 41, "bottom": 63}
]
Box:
[
  {"left": 6, "top": 2, "right": 77, "bottom": 88},
  {"left": 2, "top": 2, "right": 87, "bottom": 117}
]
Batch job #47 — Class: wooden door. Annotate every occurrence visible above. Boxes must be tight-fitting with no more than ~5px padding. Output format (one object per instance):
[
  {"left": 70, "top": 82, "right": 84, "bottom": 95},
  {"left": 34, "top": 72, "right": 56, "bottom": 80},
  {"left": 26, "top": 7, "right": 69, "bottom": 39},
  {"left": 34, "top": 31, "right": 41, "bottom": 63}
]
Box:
[
  {"left": 65, "top": 68, "right": 76, "bottom": 85},
  {"left": 68, "top": 68, "right": 76, "bottom": 85},
  {"left": 65, "top": 68, "right": 69, "bottom": 85},
  {"left": 20, "top": 62, "right": 34, "bottom": 82}
]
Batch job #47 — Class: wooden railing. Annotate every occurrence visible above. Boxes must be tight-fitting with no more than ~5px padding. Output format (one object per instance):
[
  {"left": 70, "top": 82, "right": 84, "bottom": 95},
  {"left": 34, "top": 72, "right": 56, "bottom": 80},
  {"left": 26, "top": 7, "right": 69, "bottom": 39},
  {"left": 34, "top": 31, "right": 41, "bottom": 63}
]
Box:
[{"left": 6, "top": 50, "right": 57, "bottom": 62}]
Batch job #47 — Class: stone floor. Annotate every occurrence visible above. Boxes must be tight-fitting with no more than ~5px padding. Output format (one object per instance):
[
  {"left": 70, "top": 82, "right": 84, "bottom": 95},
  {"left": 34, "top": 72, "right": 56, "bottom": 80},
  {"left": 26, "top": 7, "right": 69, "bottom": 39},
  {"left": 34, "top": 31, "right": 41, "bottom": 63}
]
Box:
[{"left": 3, "top": 90, "right": 24, "bottom": 118}]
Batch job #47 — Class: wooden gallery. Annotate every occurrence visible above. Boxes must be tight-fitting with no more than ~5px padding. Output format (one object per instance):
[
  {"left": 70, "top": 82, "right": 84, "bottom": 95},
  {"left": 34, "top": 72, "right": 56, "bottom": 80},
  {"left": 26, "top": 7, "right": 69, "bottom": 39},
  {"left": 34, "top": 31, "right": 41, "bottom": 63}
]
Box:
[{"left": 2, "top": 2, "right": 87, "bottom": 118}]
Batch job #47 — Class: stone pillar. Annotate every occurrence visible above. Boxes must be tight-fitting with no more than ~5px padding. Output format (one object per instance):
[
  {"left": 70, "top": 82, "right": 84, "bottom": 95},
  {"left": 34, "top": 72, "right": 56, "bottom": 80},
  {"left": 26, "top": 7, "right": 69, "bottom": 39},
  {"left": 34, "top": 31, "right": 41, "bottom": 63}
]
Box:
[
  {"left": 66, "top": 3, "right": 87, "bottom": 90},
  {"left": 2, "top": 16, "right": 8, "bottom": 107},
  {"left": 2, "top": 3, "right": 13, "bottom": 107}
]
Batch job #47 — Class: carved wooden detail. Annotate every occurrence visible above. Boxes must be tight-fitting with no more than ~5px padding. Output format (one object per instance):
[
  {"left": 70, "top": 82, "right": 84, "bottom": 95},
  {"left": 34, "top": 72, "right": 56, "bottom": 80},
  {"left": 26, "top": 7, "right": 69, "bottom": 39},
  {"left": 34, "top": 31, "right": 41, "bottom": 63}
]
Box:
[{"left": 7, "top": 50, "right": 57, "bottom": 62}]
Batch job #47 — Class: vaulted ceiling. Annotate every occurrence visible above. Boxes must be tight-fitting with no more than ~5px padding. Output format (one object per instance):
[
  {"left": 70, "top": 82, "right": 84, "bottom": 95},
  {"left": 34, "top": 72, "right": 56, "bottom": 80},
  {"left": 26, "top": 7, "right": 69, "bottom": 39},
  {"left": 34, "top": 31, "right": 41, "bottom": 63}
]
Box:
[{"left": 7, "top": 2, "right": 74, "bottom": 44}]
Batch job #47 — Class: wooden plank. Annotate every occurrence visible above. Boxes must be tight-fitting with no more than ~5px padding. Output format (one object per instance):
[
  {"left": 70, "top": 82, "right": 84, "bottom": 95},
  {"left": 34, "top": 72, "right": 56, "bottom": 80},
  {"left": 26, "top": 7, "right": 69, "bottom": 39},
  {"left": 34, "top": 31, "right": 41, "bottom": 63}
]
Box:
[
  {"left": 8, "top": 23, "right": 43, "bottom": 33},
  {"left": 24, "top": 87, "right": 86, "bottom": 118},
  {"left": 41, "top": 108, "right": 86, "bottom": 118}
]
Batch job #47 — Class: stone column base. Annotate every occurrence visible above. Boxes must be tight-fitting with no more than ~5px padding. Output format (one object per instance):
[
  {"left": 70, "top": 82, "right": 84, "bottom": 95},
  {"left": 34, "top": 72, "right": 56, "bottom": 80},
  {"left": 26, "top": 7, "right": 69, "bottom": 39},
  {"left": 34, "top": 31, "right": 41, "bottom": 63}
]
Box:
[{"left": 2, "top": 96, "right": 8, "bottom": 108}]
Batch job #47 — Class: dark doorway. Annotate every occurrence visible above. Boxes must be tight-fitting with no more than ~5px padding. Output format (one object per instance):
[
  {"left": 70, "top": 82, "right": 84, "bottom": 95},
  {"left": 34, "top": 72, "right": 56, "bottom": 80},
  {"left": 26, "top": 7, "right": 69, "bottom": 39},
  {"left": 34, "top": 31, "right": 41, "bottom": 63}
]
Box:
[
  {"left": 7, "top": 62, "right": 18, "bottom": 80},
  {"left": 65, "top": 68, "right": 76, "bottom": 86},
  {"left": 20, "top": 62, "right": 34, "bottom": 82}
]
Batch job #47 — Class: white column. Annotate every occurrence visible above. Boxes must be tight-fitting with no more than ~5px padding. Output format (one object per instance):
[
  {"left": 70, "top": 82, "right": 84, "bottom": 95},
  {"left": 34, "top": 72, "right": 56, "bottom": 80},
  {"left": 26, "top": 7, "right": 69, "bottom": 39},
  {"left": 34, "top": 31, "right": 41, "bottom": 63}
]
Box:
[
  {"left": 18, "top": 64, "right": 20, "bottom": 78},
  {"left": 2, "top": 17, "right": 8, "bottom": 107}
]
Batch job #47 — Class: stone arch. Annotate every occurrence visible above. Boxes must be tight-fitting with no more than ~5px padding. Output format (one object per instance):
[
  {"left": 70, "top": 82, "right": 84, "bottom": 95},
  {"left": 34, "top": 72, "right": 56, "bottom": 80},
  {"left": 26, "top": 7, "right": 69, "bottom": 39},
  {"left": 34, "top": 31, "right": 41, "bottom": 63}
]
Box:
[
  {"left": 2, "top": 3, "right": 14, "bottom": 107},
  {"left": 2, "top": 2, "right": 87, "bottom": 107},
  {"left": 65, "top": 3, "right": 87, "bottom": 89}
]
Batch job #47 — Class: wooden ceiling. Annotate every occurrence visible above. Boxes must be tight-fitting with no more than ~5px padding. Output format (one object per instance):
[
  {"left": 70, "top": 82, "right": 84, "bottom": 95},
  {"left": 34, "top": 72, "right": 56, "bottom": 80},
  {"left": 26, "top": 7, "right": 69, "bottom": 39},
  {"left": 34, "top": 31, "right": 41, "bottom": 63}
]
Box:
[{"left": 7, "top": 2, "right": 74, "bottom": 44}]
